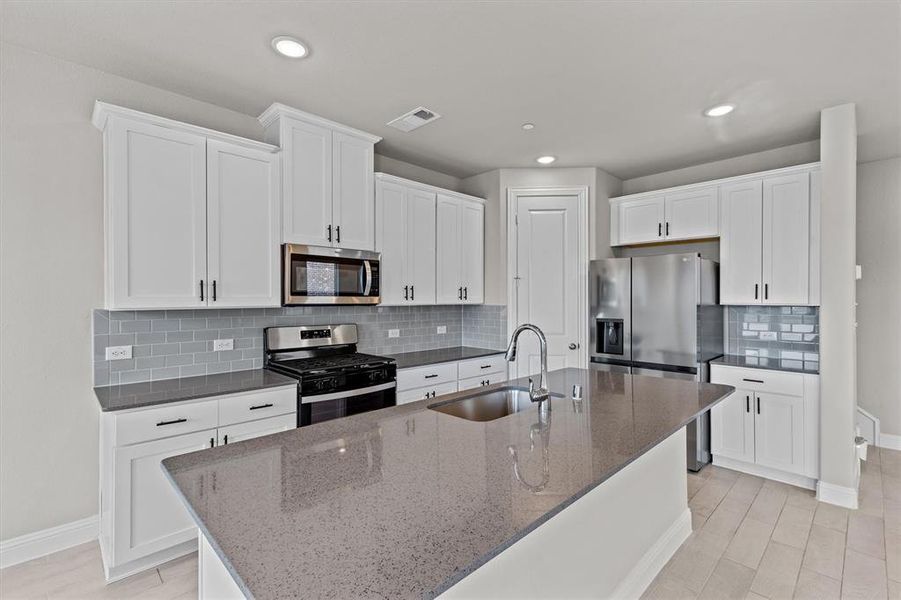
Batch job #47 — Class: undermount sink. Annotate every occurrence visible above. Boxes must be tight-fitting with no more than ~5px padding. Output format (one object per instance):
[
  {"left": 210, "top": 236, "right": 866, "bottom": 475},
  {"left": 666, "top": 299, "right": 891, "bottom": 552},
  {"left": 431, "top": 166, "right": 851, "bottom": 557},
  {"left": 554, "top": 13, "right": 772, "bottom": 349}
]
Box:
[{"left": 428, "top": 386, "right": 564, "bottom": 422}]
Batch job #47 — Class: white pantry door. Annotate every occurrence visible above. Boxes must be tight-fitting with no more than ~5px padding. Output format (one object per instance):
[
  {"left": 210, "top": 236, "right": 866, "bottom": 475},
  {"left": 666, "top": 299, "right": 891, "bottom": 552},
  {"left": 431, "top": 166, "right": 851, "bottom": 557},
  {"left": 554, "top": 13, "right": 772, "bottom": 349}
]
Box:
[{"left": 510, "top": 190, "right": 585, "bottom": 379}]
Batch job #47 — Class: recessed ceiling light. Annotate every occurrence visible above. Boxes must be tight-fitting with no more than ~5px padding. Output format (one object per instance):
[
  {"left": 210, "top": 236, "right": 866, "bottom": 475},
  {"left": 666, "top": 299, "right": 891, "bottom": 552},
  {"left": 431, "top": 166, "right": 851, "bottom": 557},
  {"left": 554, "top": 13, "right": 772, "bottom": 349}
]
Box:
[
  {"left": 536, "top": 155, "right": 556, "bottom": 165},
  {"left": 522, "top": 123, "right": 535, "bottom": 130},
  {"left": 704, "top": 104, "right": 735, "bottom": 117},
  {"left": 271, "top": 36, "right": 308, "bottom": 58}
]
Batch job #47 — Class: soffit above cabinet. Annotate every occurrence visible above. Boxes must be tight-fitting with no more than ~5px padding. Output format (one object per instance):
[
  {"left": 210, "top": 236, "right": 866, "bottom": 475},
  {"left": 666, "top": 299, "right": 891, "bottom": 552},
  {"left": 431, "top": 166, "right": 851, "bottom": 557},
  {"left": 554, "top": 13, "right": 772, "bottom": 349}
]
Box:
[
  {"left": 92, "top": 101, "right": 279, "bottom": 154},
  {"left": 258, "top": 102, "right": 381, "bottom": 144}
]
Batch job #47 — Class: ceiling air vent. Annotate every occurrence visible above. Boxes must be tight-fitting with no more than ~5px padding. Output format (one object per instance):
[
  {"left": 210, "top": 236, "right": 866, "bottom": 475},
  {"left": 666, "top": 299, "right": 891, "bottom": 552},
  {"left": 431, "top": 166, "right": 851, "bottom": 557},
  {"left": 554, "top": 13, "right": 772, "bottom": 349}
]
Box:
[{"left": 386, "top": 106, "right": 441, "bottom": 132}]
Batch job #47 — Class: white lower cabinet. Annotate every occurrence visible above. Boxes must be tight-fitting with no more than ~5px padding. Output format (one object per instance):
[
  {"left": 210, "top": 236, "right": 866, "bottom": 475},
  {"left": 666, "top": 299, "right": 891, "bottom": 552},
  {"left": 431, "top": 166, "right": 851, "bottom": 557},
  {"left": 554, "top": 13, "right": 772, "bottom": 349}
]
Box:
[
  {"left": 100, "top": 385, "right": 297, "bottom": 581},
  {"left": 710, "top": 365, "right": 818, "bottom": 487},
  {"left": 396, "top": 355, "right": 507, "bottom": 405}
]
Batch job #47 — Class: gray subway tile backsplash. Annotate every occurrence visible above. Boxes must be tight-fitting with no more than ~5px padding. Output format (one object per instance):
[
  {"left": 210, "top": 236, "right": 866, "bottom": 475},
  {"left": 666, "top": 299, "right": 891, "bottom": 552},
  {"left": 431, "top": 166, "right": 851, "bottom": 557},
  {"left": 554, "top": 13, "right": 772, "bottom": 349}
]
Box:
[
  {"left": 725, "top": 306, "right": 819, "bottom": 363},
  {"left": 93, "top": 304, "right": 508, "bottom": 386}
]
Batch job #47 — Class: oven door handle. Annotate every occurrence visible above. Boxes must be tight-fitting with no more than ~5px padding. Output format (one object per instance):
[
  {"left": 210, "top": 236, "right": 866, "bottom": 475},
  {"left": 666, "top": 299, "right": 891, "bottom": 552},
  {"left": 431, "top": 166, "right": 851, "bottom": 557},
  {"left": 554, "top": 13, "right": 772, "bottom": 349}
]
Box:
[
  {"left": 362, "top": 260, "right": 372, "bottom": 296},
  {"left": 301, "top": 381, "right": 395, "bottom": 404}
]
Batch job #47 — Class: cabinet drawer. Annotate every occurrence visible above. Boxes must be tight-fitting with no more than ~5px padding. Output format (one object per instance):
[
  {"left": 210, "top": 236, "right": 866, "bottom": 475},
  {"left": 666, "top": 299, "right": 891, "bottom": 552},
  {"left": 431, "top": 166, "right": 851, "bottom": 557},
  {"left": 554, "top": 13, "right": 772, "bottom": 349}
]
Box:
[
  {"left": 397, "top": 381, "right": 458, "bottom": 405},
  {"left": 397, "top": 362, "right": 458, "bottom": 391},
  {"left": 218, "top": 386, "right": 297, "bottom": 427},
  {"left": 459, "top": 373, "right": 507, "bottom": 392},
  {"left": 116, "top": 399, "right": 219, "bottom": 446},
  {"left": 710, "top": 365, "right": 804, "bottom": 397},
  {"left": 457, "top": 354, "right": 506, "bottom": 380}
]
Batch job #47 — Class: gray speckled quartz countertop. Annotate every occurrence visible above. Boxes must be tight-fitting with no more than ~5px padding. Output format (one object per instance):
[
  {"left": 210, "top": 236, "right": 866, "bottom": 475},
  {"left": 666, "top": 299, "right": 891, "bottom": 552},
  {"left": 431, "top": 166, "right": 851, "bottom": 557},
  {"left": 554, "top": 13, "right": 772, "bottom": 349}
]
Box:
[
  {"left": 94, "top": 369, "right": 297, "bottom": 412},
  {"left": 162, "top": 368, "right": 733, "bottom": 599},
  {"left": 385, "top": 346, "right": 505, "bottom": 369},
  {"left": 711, "top": 354, "right": 820, "bottom": 375}
]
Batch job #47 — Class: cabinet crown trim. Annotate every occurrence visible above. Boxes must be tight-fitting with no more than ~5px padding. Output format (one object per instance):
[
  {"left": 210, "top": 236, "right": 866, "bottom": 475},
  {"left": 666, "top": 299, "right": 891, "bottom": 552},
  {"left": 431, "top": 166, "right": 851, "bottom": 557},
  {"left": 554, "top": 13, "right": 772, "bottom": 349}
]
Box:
[
  {"left": 91, "top": 101, "right": 279, "bottom": 153},
  {"left": 257, "top": 102, "right": 382, "bottom": 143},
  {"left": 375, "top": 172, "right": 486, "bottom": 205},
  {"left": 610, "top": 162, "right": 822, "bottom": 205}
]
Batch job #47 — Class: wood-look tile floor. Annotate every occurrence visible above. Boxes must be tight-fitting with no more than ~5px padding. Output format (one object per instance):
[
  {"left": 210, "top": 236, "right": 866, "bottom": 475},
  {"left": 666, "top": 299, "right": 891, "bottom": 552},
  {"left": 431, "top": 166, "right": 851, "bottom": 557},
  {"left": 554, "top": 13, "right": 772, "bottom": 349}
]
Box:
[{"left": 2, "top": 448, "right": 899, "bottom": 599}]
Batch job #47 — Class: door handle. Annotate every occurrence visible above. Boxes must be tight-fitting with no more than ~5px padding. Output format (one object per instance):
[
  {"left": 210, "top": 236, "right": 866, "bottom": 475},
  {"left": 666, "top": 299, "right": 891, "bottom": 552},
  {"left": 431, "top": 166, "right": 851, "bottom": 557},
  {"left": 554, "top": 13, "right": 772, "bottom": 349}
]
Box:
[
  {"left": 569, "top": 343, "right": 579, "bottom": 350},
  {"left": 411, "top": 285, "right": 414, "bottom": 301},
  {"left": 458, "top": 286, "right": 463, "bottom": 300},
  {"left": 764, "top": 283, "right": 769, "bottom": 300},
  {"left": 742, "top": 378, "right": 764, "bottom": 384},
  {"left": 665, "top": 222, "right": 670, "bottom": 236},
  {"left": 249, "top": 403, "right": 274, "bottom": 411},
  {"left": 209, "top": 437, "right": 215, "bottom": 448},
  {"left": 424, "top": 374, "right": 438, "bottom": 379},
  {"left": 156, "top": 418, "right": 187, "bottom": 427}
]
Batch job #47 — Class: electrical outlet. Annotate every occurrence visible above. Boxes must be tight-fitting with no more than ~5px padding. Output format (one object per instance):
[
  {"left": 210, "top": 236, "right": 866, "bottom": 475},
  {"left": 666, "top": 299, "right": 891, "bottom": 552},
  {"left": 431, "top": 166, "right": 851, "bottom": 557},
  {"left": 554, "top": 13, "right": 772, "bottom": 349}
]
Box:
[
  {"left": 388, "top": 329, "right": 400, "bottom": 338},
  {"left": 437, "top": 325, "right": 447, "bottom": 334},
  {"left": 105, "top": 345, "right": 132, "bottom": 361},
  {"left": 213, "top": 338, "right": 234, "bottom": 351},
  {"left": 759, "top": 331, "right": 777, "bottom": 341}
]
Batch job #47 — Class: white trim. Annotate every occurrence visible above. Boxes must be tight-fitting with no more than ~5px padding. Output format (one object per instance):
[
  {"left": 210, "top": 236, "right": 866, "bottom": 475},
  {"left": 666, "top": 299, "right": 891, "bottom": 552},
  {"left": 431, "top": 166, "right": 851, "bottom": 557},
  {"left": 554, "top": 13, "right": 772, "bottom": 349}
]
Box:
[
  {"left": 879, "top": 433, "right": 901, "bottom": 451},
  {"left": 257, "top": 102, "right": 381, "bottom": 143},
  {"left": 374, "top": 172, "right": 486, "bottom": 205},
  {"left": 102, "top": 539, "right": 196, "bottom": 583},
  {"left": 0, "top": 515, "right": 98, "bottom": 569},
  {"left": 610, "top": 161, "right": 821, "bottom": 203},
  {"left": 816, "top": 480, "right": 859, "bottom": 509},
  {"left": 856, "top": 405, "right": 880, "bottom": 447},
  {"left": 712, "top": 456, "right": 818, "bottom": 490},
  {"left": 612, "top": 509, "right": 693, "bottom": 600},
  {"left": 91, "top": 101, "right": 279, "bottom": 153},
  {"left": 506, "top": 186, "right": 590, "bottom": 371}
]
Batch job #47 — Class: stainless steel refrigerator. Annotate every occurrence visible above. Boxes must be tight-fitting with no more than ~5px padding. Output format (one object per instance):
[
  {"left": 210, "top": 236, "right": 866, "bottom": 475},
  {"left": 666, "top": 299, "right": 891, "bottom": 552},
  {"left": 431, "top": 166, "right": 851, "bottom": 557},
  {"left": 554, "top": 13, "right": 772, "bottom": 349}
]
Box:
[{"left": 589, "top": 253, "right": 723, "bottom": 471}]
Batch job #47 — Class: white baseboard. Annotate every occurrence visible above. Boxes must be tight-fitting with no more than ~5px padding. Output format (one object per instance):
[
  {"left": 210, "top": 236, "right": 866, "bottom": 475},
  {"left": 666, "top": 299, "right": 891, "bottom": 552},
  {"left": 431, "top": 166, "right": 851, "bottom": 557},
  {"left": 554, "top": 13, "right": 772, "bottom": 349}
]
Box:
[
  {"left": 712, "top": 456, "right": 817, "bottom": 490},
  {"left": 878, "top": 433, "right": 901, "bottom": 451},
  {"left": 0, "top": 515, "right": 98, "bottom": 569},
  {"left": 612, "top": 509, "right": 693, "bottom": 600},
  {"left": 817, "top": 481, "right": 859, "bottom": 509}
]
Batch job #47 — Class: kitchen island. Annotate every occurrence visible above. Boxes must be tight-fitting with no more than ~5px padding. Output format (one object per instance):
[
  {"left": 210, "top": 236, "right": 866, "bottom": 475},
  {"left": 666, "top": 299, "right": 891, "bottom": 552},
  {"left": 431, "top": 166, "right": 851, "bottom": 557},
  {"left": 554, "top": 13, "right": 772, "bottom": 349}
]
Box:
[{"left": 163, "top": 368, "right": 732, "bottom": 599}]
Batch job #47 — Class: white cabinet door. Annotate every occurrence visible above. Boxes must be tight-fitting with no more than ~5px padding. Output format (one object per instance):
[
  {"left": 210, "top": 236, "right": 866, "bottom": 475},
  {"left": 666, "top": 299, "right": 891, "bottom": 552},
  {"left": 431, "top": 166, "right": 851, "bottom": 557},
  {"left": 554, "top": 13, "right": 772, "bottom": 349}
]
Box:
[
  {"left": 664, "top": 187, "right": 718, "bottom": 240},
  {"left": 332, "top": 132, "right": 375, "bottom": 250},
  {"left": 710, "top": 388, "right": 755, "bottom": 463},
  {"left": 397, "top": 381, "right": 458, "bottom": 405},
  {"left": 720, "top": 179, "right": 763, "bottom": 305},
  {"left": 281, "top": 117, "right": 332, "bottom": 246},
  {"left": 460, "top": 201, "right": 484, "bottom": 304},
  {"left": 107, "top": 117, "right": 207, "bottom": 309},
  {"left": 217, "top": 413, "right": 296, "bottom": 445},
  {"left": 618, "top": 196, "right": 665, "bottom": 245},
  {"left": 113, "top": 430, "right": 215, "bottom": 564},
  {"left": 762, "top": 173, "right": 810, "bottom": 305},
  {"left": 375, "top": 181, "right": 409, "bottom": 305},
  {"left": 407, "top": 188, "right": 437, "bottom": 305},
  {"left": 754, "top": 392, "right": 805, "bottom": 475},
  {"left": 436, "top": 195, "right": 463, "bottom": 304},
  {"left": 206, "top": 140, "right": 280, "bottom": 308}
]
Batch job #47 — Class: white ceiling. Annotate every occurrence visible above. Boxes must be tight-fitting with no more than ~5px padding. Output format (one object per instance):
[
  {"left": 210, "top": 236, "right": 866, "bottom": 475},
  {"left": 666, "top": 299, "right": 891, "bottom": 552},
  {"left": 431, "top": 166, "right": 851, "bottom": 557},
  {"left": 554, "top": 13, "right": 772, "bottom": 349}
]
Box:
[{"left": 2, "top": 1, "right": 898, "bottom": 179}]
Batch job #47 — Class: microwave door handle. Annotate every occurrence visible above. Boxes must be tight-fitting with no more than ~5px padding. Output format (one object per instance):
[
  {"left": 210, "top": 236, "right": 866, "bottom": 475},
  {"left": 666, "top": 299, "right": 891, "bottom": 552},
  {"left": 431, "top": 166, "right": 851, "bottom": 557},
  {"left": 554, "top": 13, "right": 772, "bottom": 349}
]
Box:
[{"left": 363, "top": 261, "right": 372, "bottom": 296}]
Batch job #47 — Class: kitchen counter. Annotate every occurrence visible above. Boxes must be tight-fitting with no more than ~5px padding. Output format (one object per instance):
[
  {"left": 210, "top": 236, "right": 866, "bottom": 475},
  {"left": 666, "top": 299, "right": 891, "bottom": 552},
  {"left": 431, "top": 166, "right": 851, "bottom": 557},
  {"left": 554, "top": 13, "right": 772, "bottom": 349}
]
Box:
[
  {"left": 711, "top": 354, "right": 820, "bottom": 375},
  {"left": 163, "top": 368, "right": 733, "bottom": 599},
  {"left": 385, "top": 346, "right": 505, "bottom": 369},
  {"left": 93, "top": 369, "right": 297, "bottom": 412}
]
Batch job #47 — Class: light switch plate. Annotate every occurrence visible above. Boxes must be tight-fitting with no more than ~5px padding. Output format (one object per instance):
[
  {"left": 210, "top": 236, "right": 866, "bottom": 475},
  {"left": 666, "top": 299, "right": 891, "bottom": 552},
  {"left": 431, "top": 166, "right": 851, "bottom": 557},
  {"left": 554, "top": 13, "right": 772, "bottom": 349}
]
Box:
[
  {"left": 213, "top": 339, "right": 234, "bottom": 351},
  {"left": 388, "top": 329, "right": 400, "bottom": 338},
  {"left": 437, "top": 326, "right": 447, "bottom": 334},
  {"left": 105, "top": 345, "right": 132, "bottom": 361}
]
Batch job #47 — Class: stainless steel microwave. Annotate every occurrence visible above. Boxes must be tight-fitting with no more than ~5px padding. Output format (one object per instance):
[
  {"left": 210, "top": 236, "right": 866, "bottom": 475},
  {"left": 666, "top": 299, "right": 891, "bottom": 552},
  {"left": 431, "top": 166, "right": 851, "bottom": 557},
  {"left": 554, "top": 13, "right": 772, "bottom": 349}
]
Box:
[{"left": 282, "top": 245, "right": 380, "bottom": 305}]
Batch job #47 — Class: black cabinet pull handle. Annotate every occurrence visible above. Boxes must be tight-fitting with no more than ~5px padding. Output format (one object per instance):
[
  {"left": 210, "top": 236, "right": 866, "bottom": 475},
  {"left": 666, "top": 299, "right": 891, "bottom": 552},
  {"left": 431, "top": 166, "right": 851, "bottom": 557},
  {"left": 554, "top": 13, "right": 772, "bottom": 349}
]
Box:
[
  {"left": 658, "top": 222, "right": 662, "bottom": 237},
  {"left": 411, "top": 285, "right": 414, "bottom": 301},
  {"left": 764, "top": 283, "right": 769, "bottom": 300},
  {"left": 757, "top": 397, "right": 761, "bottom": 415},
  {"left": 249, "top": 403, "right": 273, "bottom": 411},
  {"left": 157, "top": 418, "right": 187, "bottom": 427},
  {"left": 666, "top": 222, "right": 670, "bottom": 236},
  {"left": 425, "top": 374, "right": 438, "bottom": 379},
  {"left": 327, "top": 224, "right": 332, "bottom": 242},
  {"left": 480, "top": 365, "right": 491, "bottom": 369},
  {"left": 200, "top": 280, "right": 204, "bottom": 301},
  {"left": 404, "top": 285, "right": 409, "bottom": 300},
  {"left": 210, "top": 437, "right": 215, "bottom": 448},
  {"left": 746, "top": 395, "right": 750, "bottom": 413},
  {"left": 212, "top": 280, "right": 217, "bottom": 302},
  {"left": 464, "top": 287, "right": 468, "bottom": 300},
  {"left": 431, "top": 391, "right": 436, "bottom": 398},
  {"left": 336, "top": 225, "right": 341, "bottom": 244},
  {"left": 754, "top": 283, "right": 759, "bottom": 300},
  {"left": 458, "top": 286, "right": 463, "bottom": 300},
  {"left": 742, "top": 378, "right": 764, "bottom": 384},
  {"left": 223, "top": 434, "right": 228, "bottom": 445}
]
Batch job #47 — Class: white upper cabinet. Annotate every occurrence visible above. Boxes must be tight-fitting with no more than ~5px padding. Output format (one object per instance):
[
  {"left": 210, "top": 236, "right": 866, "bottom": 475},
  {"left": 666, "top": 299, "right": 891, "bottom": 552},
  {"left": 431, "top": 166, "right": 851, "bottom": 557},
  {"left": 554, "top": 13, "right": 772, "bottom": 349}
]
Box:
[
  {"left": 664, "top": 186, "right": 718, "bottom": 240},
  {"left": 94, "top": 102, "right": 280, "bottom": 310},
  {"left": 206, "top": 140, "right": 281, "bottom": 307},
  {"left": 720, "top": 179, "right": 764, "bottom": 304},
  {"left": 762, "top": 173, "right": 810, "bottom": 305},
  {"left": 376, "top": 174, "right": 484, "bottom": 306},
  {"left": 375, "top": 177, "right": 437, "bottom": 305},
  {"left": 616, "top": 196, "right": 665, "bottom": 244},
  {"left": 259, "top": 103, "right": 380, "bottom": 251}
]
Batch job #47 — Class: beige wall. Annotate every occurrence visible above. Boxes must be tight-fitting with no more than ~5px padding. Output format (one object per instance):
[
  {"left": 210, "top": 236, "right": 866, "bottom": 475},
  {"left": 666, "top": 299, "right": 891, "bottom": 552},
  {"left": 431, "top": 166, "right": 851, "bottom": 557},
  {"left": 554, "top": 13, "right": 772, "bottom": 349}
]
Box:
[
  {"left": 374, "top": 154, "right": 463, "bottom": 192},
  {"left": 0, "top": 43, "right": 459, "bottom": 541},
  {"left": 857, "top": 157, "right": 901, "bottom": 437}
]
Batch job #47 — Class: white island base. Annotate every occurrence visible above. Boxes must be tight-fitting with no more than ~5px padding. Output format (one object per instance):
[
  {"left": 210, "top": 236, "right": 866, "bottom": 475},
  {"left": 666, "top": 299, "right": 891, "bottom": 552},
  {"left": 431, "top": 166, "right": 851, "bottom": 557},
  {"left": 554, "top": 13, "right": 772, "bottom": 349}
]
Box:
[{"left": 198, "top": 429, "right": 691, "bottom": 600}]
